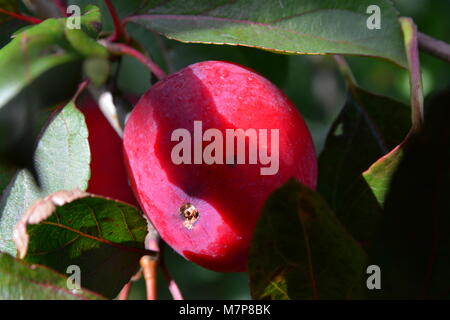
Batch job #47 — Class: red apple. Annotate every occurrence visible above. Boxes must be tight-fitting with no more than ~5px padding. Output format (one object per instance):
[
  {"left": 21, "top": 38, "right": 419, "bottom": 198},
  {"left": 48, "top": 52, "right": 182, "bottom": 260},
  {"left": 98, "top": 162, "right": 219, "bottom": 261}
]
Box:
[
  {"left": 123, "top": 61, "right": 317, "bottom": 272},
  {"left": 77, "top": 95, "right": 139, "bottom": 207}
]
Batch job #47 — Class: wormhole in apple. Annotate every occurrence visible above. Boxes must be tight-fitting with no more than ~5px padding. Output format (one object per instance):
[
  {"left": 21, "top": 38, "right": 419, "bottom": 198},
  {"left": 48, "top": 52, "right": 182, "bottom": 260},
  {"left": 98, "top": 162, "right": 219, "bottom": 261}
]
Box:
[{"left": 180, "top": 203, "right": 199, "bottom": 229}]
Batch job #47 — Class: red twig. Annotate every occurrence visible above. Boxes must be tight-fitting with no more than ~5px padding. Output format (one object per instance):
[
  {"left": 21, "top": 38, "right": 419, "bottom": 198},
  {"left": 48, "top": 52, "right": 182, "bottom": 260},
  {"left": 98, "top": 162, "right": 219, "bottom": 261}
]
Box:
[
  {"left": 160, "top": 261, "right": 184, "bottom": 300},
  {"left": 118, "top": 282, "right": 133, "bottom": 300},
  {"left": 418, "top": 32, "right": 450, "bottom": 64},
  {"left": 74, "top": 79, "right": 90, "bottom": 101},
  {"left": 159, "top": 244, "right": 184, "bottom": 300},
  {"left": 400, "top": 17, "right": 424, "bottom": 132},
  {"left": 118, "top": 268, "right": 143, "bottom": 300},
  {"left": 100, "top": 41, "right": 167, "bottom": 81},
  {"left": 0, "top": 8, "right": 42, "bottom": 24},
  {"left": 103, "top": 0, "right": 127, "bottom": 42}
]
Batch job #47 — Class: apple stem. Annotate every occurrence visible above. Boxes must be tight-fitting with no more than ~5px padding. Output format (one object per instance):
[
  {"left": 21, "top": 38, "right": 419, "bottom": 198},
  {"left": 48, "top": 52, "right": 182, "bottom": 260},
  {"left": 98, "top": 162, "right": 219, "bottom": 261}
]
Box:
[
  {"left": 0, "top": 8, "right": 42, "bottom": 24},
  {"left": 100, "top": 40, "right": 167, "bottom": 81},
  {"left": 103, "top": 0, "right": 128, "bottom": 42}
]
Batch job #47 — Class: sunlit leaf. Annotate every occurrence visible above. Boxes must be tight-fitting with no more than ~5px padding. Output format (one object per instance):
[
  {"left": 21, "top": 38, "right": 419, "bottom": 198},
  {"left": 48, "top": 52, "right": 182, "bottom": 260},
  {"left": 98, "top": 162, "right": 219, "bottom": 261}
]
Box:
[
  {"left": 129, "top": 0, "right": 407, "bottom": 67},
  {"left": 0, "top": 103, "right": 90, "bottom": 255}
]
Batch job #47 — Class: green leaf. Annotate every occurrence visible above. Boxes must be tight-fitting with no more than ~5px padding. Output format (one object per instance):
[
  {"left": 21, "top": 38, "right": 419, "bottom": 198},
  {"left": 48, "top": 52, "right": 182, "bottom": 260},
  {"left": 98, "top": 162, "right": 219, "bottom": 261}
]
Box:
[
  {"left": 368, "top": 89, "right": 450, "bottom": 299},
  {"left": 318, "top": 86, "right": 410, "bottom": 243},
  {"left": 0, "top": 103, "right": 90, "bottom": 256},
  {"left": 0, "top": 6, "right": 102, "bottom": 171},
  {"left": 73, "top": 5, "right": 103, "bottom": 38},
  {"left": 362, "top": 146, "right": 403, "bottom": 207},
  {"left": 65, "top": 28, "right": 108, "bottom": 58},
  {"left": 249, "top": 180, "right": 367, "bottom": 300},
  {"left": 0, "top": 11, "right": 96, "bottom": 109},
  {"left": 129, "top": 0, "right": 407, "bottom": 67},
  {"left": 14, "top": 190, "right": 150, "bottom": 300},
  {"left": 0, "top": 60, "right": 83, "bottom": 173},
  {"left": 84, "top": 57, "right": 110, "bottom": 86},
  {"left": 0, "top": 252, "right": 103, "bottom": 300}
]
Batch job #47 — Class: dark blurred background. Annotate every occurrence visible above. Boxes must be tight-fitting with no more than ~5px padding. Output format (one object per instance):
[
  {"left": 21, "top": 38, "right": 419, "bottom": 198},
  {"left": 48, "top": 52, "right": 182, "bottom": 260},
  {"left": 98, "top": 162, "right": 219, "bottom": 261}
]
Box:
[{"left": 66, "top": 0, "right": 450, "bottom": 299}]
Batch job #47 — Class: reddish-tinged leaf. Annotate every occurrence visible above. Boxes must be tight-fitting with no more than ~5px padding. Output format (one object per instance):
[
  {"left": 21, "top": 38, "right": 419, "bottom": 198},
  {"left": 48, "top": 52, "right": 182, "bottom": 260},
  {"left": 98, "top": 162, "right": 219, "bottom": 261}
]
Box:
[
  {"left": 363, "top": 17, "right": 424, "bottom": 205},
  {"left": 318, "top": 85, "right": 410, "bottom": 243},
  {"left": 249, "top": 180, "right": 367, "bottom": 300},
  {"left": 0, "top": 103, "right": 90, "bottom": 256}
]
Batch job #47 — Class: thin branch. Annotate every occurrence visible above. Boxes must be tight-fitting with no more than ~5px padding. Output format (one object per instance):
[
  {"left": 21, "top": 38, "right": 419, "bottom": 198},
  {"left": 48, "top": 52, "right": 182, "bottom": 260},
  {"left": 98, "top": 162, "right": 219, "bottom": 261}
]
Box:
[
  {"left": 140, "top": 231, "right": 159, "bottom": 300},
  {"left": 401, "top": 17, "right": 424, "bottom": 132},
  {"left": 159, "top": 243, "right": 184, "bottom": 300},
  {"left": 103, "top": 0, "right": 127, "bottom": 42},
  {"left": 418, "top": 32, "right": 450, "bottom": 64},
  {"left": 118, "top": 282, "right": 133, "bottom": 300},
  {"left": 0, "top": 8, "right": 42, "bottom": 24},
  {"left": 333, "top": 55, "right": 357, "bottom": 86},
  {"left": 73, "top": 79, "right": 90, "bottom": 101},
  {"left": 118, "top": 268, "right": 143, "bottom": 300},
  {"left": 100, "top": 41, "right": 167, "bottom": 81},
  {"left": 141, "top": 255, "right": 158, "bottom": 300}
]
